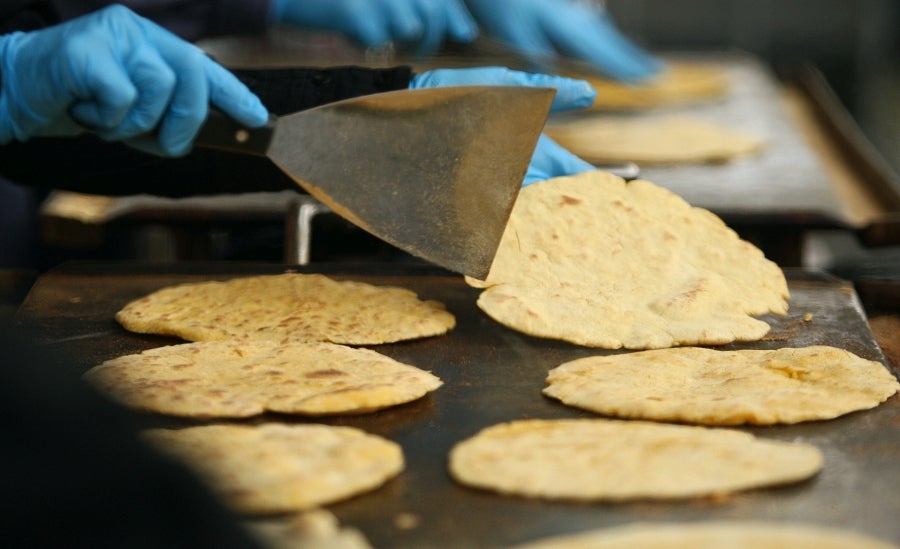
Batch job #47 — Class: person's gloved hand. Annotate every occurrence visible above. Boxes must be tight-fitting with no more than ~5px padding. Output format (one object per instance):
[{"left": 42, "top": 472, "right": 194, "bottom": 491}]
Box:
[
  {"left": 271, "top": 0, "right": 478, "bottom": 57},
  {"left": 0, "top": 5, "right": 268, "bottom": 156},
  {"left": 410, "top": 67, "right": 596, "bottom": 185},
  {"left": 523, "top": 134, "right": 595, "bottom": 186},
  {"left": 464, "top": 0, "right": 661, "bottom": 83}
]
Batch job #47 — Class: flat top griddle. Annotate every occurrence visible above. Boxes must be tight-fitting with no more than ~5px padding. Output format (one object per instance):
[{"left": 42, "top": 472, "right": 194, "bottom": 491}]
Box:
[
  {"left": 13, "top": 262, "right": 899, "bottom": 548},
  {"left": 548, "top": 52, "right": 850, "bottom": 227}
]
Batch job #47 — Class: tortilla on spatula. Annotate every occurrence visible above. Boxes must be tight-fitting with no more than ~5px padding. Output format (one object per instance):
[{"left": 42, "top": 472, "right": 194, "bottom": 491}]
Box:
[{"left": 466, "top": 171, "right": 788, "bottom": 349}]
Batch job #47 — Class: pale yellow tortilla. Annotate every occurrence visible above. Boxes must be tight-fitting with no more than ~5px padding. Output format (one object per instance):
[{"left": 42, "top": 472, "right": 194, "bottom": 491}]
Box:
[
  {"left": 467, "top": 171, "right": 789, "bottom": 349},
  {"left": 544, "top": 346, "right": 899, "bottom": 425},
  {"left": 449, "top": 419, "right": 822, "bottom": 502},
  {"left": 143, "top": 423, "right": 404, "bottom": 514},
  {"left": 545, "top": 116, "right": 764, "bottom": 164},
  {"left": 115, "top": 273, "right": 455, "bottom": 345},
  {"left": 571, "top": 62, "right": 729, "bottom": 111},
  {"left": 84, "top": 340, "right": 442, "bottom": 418},
  {"left": 509, "top": 521, "right": 899, "bottom": 549},
  {"left": 247, "top": 510, "right": 373, "bottom": 549}
]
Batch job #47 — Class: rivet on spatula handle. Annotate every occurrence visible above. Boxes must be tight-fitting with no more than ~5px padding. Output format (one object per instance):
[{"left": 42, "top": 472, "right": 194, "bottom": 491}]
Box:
[{"left": 194, "top": 110, "right": 277, "bottom": 156}]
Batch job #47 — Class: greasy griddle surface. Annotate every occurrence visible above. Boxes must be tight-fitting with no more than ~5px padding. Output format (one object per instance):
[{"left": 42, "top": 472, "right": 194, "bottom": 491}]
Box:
[
  {"left": 611, "top": 53, "right": 847, "bottom": 224},
  {"left": 14, "top": 262, "right": 900, "bottom": 548}
]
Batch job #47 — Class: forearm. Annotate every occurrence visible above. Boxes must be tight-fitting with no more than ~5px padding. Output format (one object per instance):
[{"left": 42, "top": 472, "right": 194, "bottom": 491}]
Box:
[{"left": 51, "top": 0, "right": 271, "bottom": 41}]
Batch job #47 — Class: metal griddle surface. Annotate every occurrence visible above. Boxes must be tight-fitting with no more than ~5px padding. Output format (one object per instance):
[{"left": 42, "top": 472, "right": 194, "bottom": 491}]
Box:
[
  {"left": 550, "top": 52, "right": 849, "bottom": 225},
  {"left": 14, "top": 262, "right": 900, "bottom": 548}
]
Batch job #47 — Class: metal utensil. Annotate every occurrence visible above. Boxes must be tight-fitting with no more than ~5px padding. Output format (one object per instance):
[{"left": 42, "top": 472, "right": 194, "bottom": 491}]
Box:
[{"left": 194, "top": 85, "right": 555, "bottom": 278}]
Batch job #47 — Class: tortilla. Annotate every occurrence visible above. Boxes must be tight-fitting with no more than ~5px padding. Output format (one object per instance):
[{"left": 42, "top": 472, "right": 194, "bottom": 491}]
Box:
[
  {"left": 84, "top": 340, "right": 442, "bottom": 418},
  {"left": 467, "top": 171, "right": 789, "bottom": 349},
  {"left": 545, "top": 116, "right": 764, "bottom": 164},
  {"left": 448, "top": 419, "right": 822, "bottom": 502},
  {"left": 143, "top": 423, "right": 404, "bottom": 514},
  {"left": 509, "top": 521, "right": 898, "bottom": 549},
  {"left": 247, "top": 510, "right": 373, "bottom": 549},
  {"left": 115, "top": 273, "right": 455, "bottom": 345},
  {"left": 544, "top": 346, "right": 899, "bottom": 425},
  {"left": 571, "top": 62, "right": 729, "bottom": 111}
]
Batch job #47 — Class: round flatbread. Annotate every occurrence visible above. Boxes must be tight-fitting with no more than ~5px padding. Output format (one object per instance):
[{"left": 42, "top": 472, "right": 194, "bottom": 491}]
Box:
[
  {"left": 570, "top": 62, "right": 729, "bottom": 111},
  {"left": 115, "top": 273, "right": 455, "bottom": 345},
  {"left": 248, "top": 510, "right": 373, "bottom": 549},
  {"left": 448, "top": 419, "right": 822, "bottom": 502},
  {"left": 509, "top": 521, "right": 898, "bottom": 549},
  {"left": 544, "top": 346, "right": 899, "bottom": 425},
  {"left": 143, "top": 423, "right": 404, "bottom": 514},
  {"left": 84, "top": 340, "right": 443, "bottom": 418},
  {"left": 545, "top": 116, "right": 764, "bottom": 165},
  {"left": 467, "top": 171, "right": 789, "bottom": 349}
]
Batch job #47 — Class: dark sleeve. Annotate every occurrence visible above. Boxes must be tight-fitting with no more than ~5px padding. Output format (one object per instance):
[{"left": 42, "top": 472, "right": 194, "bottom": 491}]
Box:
[
  {"left": 0, "top": 0, "right": 59, "bottom": 32},
  {"left": 0, "top": 325, "right": 267, "bottom": 549},
  {"left": 0, "top": 66, "right": 414, "bottom": 197},
  {"left": 50, "top": 0, "right": 271, "bottom": 41}
]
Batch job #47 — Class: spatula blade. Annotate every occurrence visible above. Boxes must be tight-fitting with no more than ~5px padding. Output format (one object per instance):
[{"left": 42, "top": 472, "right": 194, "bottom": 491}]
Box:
[{"left": 266, "top": 86, "right": 555, "bottom": 278}]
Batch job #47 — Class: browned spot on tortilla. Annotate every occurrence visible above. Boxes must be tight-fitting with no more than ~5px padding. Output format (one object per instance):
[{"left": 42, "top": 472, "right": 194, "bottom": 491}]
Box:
[{"left": 305, "top": 369, "right": 349, "bottom": 379}]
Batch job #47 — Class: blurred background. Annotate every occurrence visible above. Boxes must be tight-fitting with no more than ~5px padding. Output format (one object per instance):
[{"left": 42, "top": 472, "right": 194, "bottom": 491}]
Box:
[{"left": 604, "top": 0, "right": 899, "bottom": 176}]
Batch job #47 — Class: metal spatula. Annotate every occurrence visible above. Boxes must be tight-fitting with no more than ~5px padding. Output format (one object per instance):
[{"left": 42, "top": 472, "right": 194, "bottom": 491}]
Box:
[{"left": 194, "top": 86, "right": 555, "bottom": 278}]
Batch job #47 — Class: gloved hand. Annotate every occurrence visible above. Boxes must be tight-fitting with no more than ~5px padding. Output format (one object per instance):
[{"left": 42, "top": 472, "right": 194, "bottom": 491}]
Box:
[
  {"left": 410, "top": 67, "right": 596, "bottom": 185},
  {"left": 0, "top": 5, "right": 268, "bottom": 156},
  {"left": 464, "top": 0, "right": 661, "bottom": 83},
  {"left": 271, "top": 0, "right": 478, "bottom": 56}
]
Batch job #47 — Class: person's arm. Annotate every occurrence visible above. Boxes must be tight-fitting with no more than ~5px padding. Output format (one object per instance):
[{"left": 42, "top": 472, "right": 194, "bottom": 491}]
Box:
[{"left": 51, "top": 0, "right": 271, "bottom": 41}]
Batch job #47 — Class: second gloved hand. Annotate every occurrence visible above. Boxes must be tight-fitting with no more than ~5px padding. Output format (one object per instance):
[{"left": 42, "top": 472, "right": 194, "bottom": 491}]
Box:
[
  {"left": 271, "top": 0, "right": 478, "bottom": 57},
  {"left": 464, "top": 0, "right": 661, "bottom": 83},
  {"left": 410, "top": 67, "right": 596, "bottom": 185},
  {"left": 0, "top": 5, "right": 268, "bottom": 156}
]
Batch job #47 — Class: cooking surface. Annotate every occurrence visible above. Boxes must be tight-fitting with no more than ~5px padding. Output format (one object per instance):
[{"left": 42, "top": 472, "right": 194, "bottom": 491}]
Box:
[
  {"left": 640, "top": 54, "right": 846, "bottom": 222},
  {"left": 14, "top": 262, "right": 900, "bottom": 548},
  {"left": 547, "top": 53, "right": 848, "bottom": 226}
]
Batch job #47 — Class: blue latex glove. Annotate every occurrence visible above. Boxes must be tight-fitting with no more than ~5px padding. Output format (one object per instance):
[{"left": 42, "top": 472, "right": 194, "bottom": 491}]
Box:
[
  {"left": 464, "top": 0, "right": 662, "bottom": 83},
  {"left": 271, "top": 0, "right": 478, "bottom": 56},
  {"left": 0, "top": 5, "right": 268, "bottom": 156},
  {"left": 410, "top": 67, "right": 596, "bottom": 185},
  {"left": 524, "top": 134, "right": 595, "bottom": 186}
]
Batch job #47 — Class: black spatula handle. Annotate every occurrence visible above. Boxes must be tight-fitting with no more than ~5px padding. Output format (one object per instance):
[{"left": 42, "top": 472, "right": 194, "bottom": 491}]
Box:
[{"left": 193, "top": 110, "right": 277, "bottom": 156}]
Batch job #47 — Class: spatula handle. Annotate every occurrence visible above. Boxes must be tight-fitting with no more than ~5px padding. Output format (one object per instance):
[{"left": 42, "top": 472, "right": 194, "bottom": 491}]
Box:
[{"left": 193, "top": 110, "right": 277, "bottom": 156}]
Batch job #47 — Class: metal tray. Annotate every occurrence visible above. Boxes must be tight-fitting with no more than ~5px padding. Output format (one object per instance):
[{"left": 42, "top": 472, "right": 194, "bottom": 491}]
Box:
[{"left": 14, "top": 262, "right": 900, "bottom": 548}]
